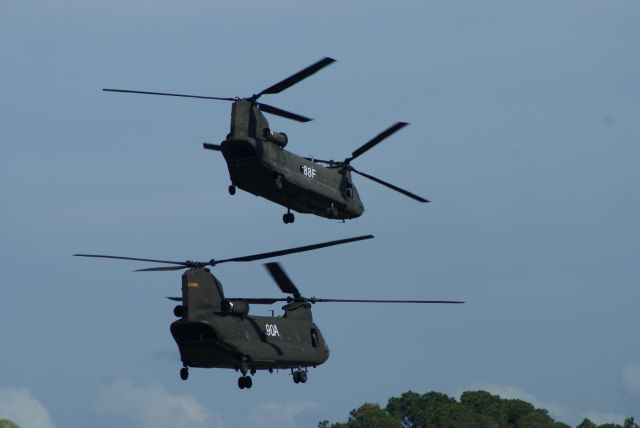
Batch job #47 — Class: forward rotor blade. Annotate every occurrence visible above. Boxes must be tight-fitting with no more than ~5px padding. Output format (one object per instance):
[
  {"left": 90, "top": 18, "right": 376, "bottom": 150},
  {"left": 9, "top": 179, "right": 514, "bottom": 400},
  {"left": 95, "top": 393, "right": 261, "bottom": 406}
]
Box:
[
  {"left": 310, "top": 298, "right": 464, "bottom": 304},
  {"left": 74, "top": 254, "right": 186, "bottom": 265},
  {"left": 203, "top": 143, "right": 222, "bottom": 151},
  {"left": 348, "top": 122, "right": 408, "bottom": 162},
  {"left": 350, "top": 167, "right": 429, "bottom": 203},
  {"left": 264, "top": 262, "right": 301, "bottom": 298},
  {"left": 166, "top": 296, "right": 183, "bottom": 302},
  {"left": 135, "top": 265, "right": 187, "bottom": 272},
  {"left": 103, "top": 88, "right": 234, "bottom": 101},
  {"left": 257, "top": 57, "right": 336, "bottom": 97},
  {"left": 257, "top": 102, "right": 312, "bottom": 122}
]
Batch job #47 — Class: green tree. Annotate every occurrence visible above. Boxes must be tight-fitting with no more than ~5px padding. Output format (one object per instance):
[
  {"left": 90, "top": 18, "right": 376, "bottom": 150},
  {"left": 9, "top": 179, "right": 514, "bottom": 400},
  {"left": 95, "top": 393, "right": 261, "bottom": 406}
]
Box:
[
  {"left": 514, "top": 409, "right": 569, "bottom": 428},
  {"left": 323, "top": 403, "right": 402, "bottom": 428},
  {"left": 0, "top": 420, "right": 20, "bottom": 428},
  {"left": 321, "top": 390, "right": 634, "bottom": 428},
  {"left": 576, "top": 419, "right": 597, "bottom": 428}
]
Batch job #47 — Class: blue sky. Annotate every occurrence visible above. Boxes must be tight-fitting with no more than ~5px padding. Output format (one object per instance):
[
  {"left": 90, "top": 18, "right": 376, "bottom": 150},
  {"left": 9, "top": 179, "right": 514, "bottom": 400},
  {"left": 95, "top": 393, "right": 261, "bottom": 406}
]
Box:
[{"left": 1, "top": 0, "right": 639, "bottom": 427}]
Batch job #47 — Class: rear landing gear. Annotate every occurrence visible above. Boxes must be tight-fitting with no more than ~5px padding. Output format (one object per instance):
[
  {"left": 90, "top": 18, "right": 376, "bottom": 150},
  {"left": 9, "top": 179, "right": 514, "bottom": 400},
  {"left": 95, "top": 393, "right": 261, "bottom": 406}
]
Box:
[
  {"left": 292, "top": 369, "right": 307, "bottom": 384},
  {"left": 238, "top": 375, "right": 253, "bottom": 389},
  {"left": 228, "top": 184, "right": 236, "bottom": 195},
  {"left": 283, "top": 210, "right": 295, "bottom": 224},
  {"left": 180, "top": 366, "right": 189, "bottom": 381}
]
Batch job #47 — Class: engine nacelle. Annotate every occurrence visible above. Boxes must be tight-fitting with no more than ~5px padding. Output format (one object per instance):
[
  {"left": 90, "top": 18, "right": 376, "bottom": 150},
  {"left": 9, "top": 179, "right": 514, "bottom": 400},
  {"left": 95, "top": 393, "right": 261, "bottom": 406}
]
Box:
[
  {"left": 221, "top": 299, "right": 250, "bottom": 316},
  {"left": 263, "top": 128, "right": 288, "bottom": 148}
]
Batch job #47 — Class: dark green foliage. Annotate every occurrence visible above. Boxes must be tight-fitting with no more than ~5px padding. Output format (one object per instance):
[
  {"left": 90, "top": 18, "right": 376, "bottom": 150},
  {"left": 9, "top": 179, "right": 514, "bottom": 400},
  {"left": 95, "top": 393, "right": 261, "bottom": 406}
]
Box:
[
  {"left": 0, "top": 420, "right": 20, "bottom": 428},
  {"left": 321, "top": 390, "right": 634, "bottom": 428},
  {"left": 576, "top": 420, "right": 598, "bottom": 428},
  {"left": 624, "top": 417, "right": 639, "bottom": 428},
  {"left": 322, "top": 403, "right": 402, "bottom": 428}
]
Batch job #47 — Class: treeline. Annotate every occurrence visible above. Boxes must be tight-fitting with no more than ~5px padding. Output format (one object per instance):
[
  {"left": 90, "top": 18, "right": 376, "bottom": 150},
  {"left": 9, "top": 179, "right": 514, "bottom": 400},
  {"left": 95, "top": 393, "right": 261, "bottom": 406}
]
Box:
[{"left": 319, "top": 390, "right": 637, "bottom": 428}]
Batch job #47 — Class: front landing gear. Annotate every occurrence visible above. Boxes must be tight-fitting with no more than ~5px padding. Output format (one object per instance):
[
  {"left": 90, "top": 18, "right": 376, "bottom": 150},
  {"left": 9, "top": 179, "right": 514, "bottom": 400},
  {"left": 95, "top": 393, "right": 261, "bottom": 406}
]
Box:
[
  {"left": 283, "top": 209, "right": 295, "bottom": 224},
  {"left": 179, "top": 366, "right": 189, "bottom": 381},
  {"left": 228, "top": 184, "right": 236, "bottom": 195},
  {"left": 238, "top": 375, "right": 253, "bottom": 389},
  {"left": 292, "top": 369, "right": 307, "bottom": 384}
]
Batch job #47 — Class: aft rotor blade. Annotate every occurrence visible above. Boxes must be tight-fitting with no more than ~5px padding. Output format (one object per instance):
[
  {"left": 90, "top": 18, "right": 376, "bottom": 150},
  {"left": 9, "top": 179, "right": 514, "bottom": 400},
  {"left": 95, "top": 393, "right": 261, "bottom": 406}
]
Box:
[
  {"left": 348, "top": 122, "right": 408, "bottom": 162},
  {"left": 103, "top": 88, "right": 234, "bottom": 101},
  {"left": 203, "top": 143, "right": 222, "bottom": 151},
  {"left": 231, "top": 298, "right": 290, "bottom": 305},
  {"left": 350, "top": 167, "right": 429, "bottom": 203},
  {"left": 213, "top": 234, "right": 374, "bottom": 265},
  {"left": 257, "top": 102, "right": 312, "bottom": 122},
  {"left": 264, "top": 262, "right": 301, "bottom": 298},
  {"left": 311, "top": 298, "right": 464, "bottom": 304},
  {"left": 257, "top": 57, "right": 336, "bottom": 97},
  {"left": 74, "top": 254, "right": 186, "bottom": 265}
]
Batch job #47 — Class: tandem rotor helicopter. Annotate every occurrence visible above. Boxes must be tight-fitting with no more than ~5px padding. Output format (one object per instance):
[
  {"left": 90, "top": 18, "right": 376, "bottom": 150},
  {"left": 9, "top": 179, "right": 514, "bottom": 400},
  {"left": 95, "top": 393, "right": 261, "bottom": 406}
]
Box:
[
  {"left": 75, "top": 235, "right": 463, "bottom": 389},
  {"left": 104, "top": 57, "right": 428, "bottom": 224}
]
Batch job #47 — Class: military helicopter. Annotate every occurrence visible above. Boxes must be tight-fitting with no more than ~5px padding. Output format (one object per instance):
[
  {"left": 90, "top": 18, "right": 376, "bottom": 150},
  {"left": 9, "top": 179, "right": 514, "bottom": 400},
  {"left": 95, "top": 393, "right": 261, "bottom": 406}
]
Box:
[
  {"left": 75, "top": 235, "right": 463, "bottom": 389},
  {"left": 103, "top": 57, "right": 428, "bottom": 224}
]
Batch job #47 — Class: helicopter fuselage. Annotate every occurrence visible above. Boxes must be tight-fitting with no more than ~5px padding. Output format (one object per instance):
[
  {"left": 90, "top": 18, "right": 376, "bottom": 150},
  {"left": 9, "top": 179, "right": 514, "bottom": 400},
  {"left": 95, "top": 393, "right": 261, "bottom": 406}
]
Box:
[
  {"left": 171, "top": 314, "right": 329, "bottom": 371},
  {"left": 169, "top": 267, "right": 330, "bottom": 374},
  {"left": 221, "top": 138, "right": 364, "bottom": 220},
  {"left": 216, "top": 100, "right": 365, "bottom": 220}
]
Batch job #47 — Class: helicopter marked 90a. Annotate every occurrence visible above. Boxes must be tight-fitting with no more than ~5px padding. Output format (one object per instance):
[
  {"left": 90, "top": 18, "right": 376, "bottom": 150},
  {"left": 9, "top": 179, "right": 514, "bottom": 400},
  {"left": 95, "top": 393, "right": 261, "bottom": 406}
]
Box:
[
  {"left": 103, "top": 57, "right": 428, "bottom": 224},
  {"left": 75, "top": 235, "right": 463, "bottom": 389}
]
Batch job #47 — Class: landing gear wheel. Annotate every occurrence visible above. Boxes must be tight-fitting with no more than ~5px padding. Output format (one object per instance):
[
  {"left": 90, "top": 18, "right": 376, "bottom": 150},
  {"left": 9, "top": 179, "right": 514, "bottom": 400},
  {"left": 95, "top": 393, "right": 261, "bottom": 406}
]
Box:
[
  {"left": 228, "top": 184, "right": 236, "bottom": 195},
  {"left": 238, "top": 376, "right": 253, "bottom": 389},
  {"left": 180, "top": 367, "right": 189, "bottom": 381},
  {"left": 292, "top": 370, "right": 306, "bottom": 384},
  {"left": 282, "top": 211, "right": 295, "bottom": 224}
]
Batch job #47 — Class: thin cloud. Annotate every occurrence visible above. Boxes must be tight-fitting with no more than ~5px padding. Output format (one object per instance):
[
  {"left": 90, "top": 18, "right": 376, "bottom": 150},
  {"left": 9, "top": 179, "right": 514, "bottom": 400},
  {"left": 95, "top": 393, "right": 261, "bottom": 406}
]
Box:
[
  {"left": 242, "top": 401, "right": 320, "bottom": 428},
  {"left": 96, "top": 379, "right": 222, "bottom": 428},
  {"left": 0, "top": 386, "right": 56, "bottom": 428}
]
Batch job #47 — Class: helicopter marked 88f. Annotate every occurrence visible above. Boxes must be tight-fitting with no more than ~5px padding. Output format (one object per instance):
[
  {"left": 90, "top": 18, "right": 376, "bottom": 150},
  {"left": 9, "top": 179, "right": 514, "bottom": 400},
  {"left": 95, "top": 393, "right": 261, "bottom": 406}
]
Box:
[
  {"left": 300, "top": 165, "right": 317, "bottom": 179},
  {"left": 75, "top": 235, "right": 463, "bottom": 389},
  {"left": 103, "top": 57, "right": 428, "bottom": 224}
]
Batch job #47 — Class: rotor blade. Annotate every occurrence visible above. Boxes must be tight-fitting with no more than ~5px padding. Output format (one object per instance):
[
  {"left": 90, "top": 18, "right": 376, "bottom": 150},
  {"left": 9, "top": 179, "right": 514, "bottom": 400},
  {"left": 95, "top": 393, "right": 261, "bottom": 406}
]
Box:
[
  {"left": 166, "top": 296, "right": 183, "bottom": 302},
  {"left": 135, "top": 265, "right": 187, "bottom": 272},
  {"left": 257, "top": 102, "right": 312, "bottom": 122},
  {"left": 103, "top": 88, "right": 234, "bottom": 101},
  {"left": 264, "top": 262, "right": 301, "bottom": 298},
  {"left": 305, "top": 158, "right": 336, "bottom": 165},
  {"left": 203, "top": 143, "right": 222, "bottom": 151},
  {"left": 74, "top": 254, "right": 186, "bottom": 265},
  {"left": 257, "top": 57, "right": 336, "bottom": 97},
  {"left": 213, "top": 234, "right": 374, "bottom": 265},
  {"left": 348, "top": 122, "right": 408, "bottom": 162},
  {"left": 350, "top": 167, "right": 429, "bottom": 203},
  {"left": 228, "top": 298, "right": 290, "bottom": 305},
  {"left": 310, "top": 298, "right": 464, "bottom": 304}
]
